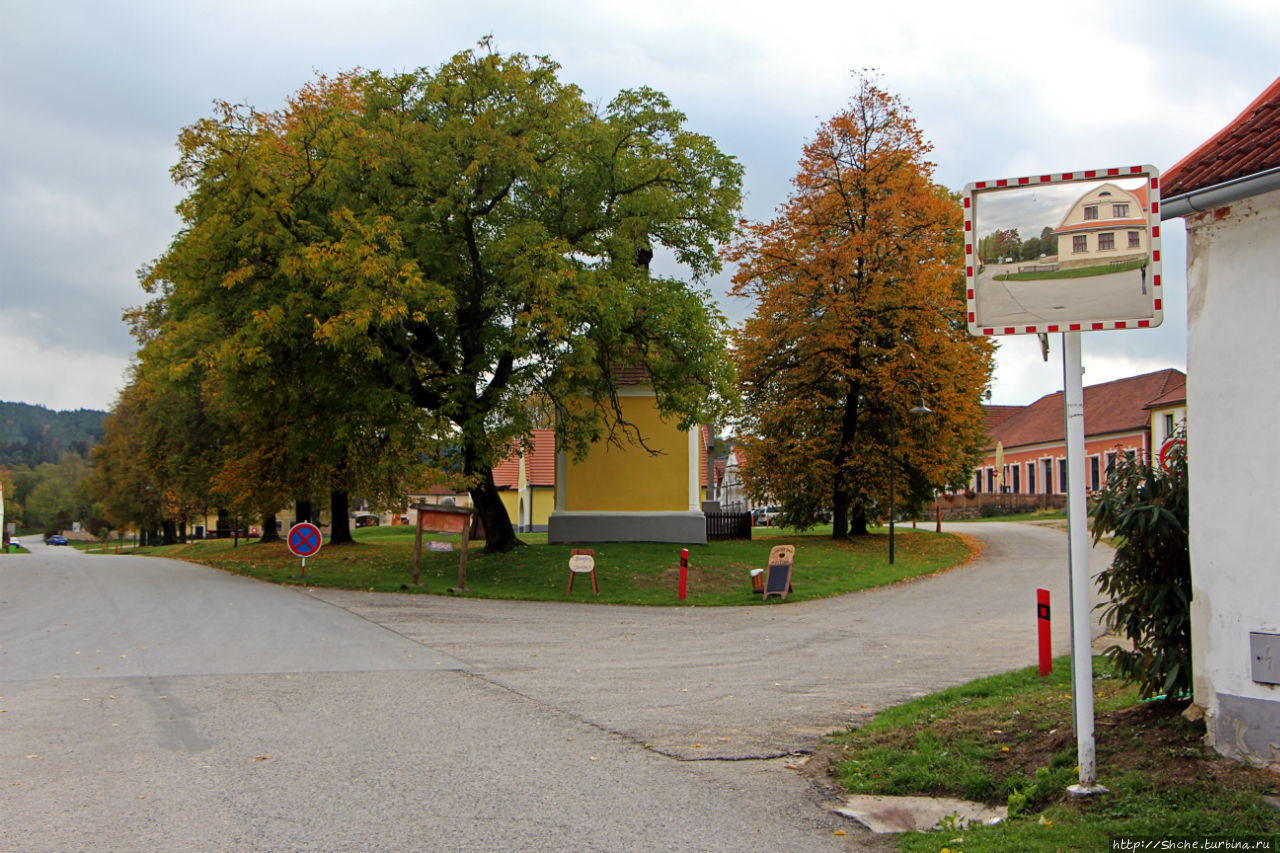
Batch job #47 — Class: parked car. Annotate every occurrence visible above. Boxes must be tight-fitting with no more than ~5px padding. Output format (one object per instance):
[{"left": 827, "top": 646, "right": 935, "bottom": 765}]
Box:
[
  {"left": 354, "top": 514, "right": 380, "bottom": 528},
  {"left": 45, "top": 534, "right": 68, "bottom": 546},
  {"left": 752, "top": 506, "right": 783, "bottom": 526}
]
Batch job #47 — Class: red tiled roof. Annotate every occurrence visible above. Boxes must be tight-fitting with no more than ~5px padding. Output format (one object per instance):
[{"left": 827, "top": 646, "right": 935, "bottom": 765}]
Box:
[
  {"left": 1144, "top": 373, "right": 1186, "bottom": 410},
  {"left": 1131, "top": 182, "right": 1149, "bottom": 213},
  {"left": 983, "top": 405, "right": 1025, "bottom": 434},
  {"left": 613, "top": 366, "right": 651, "bottom": 385},
  {"left": 524, "top": 429, "right": 556, "bottom": 487},
  {"left": 988, "top": 369, "right": 1186, "bottom": 450},
  {"left": 492, "top": 429, "right": 557, "bottom": 488},
  {"left": 1164, "top": 77, "right": 1280, "bottom": 197},
  {"left": 1052, "top": 218, "right": 1149, "bottom": 235},
  {"left": 491, "top": 451, "right": 521, "bottom": 489}
]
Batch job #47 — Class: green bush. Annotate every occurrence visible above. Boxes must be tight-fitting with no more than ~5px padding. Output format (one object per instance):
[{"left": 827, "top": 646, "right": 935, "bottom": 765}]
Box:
[{"left": 1090, "top": 436, "right": 1190, "bottom": 699}]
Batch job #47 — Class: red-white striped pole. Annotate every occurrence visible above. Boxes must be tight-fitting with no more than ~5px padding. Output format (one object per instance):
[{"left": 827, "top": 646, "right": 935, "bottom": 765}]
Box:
[{"left": 1037, "top": 588, "right": 1052, "bottom": 676}]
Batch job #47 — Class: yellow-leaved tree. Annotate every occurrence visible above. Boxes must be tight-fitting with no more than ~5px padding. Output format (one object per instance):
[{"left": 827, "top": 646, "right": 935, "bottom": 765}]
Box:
[{"left": 727, "top": 75, "right": 993, "bottom": 539}]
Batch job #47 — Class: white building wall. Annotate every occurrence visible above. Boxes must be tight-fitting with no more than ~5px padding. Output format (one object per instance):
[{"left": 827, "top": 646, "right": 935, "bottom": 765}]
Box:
[{"left": 1185, "top": 187, "right": 1280, "bottom": 769}]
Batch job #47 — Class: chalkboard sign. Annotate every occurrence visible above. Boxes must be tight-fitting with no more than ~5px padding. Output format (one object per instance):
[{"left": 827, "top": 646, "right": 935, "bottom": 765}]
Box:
[{"left": 763, "top": 562, "right": 793, "bottom": 601}]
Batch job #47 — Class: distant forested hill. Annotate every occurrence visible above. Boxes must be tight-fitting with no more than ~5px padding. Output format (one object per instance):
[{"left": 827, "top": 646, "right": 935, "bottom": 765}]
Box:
[{"left": 0, "top": 402, "right": 107, "bottom": 467}]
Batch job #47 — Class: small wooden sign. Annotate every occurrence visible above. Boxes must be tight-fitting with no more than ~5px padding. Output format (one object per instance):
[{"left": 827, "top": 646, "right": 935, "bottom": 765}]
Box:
[
  {"left": 567, "top": 548, "right": 598, "bottom": 597},
  {"left": 762, "top": 544, "right": 795, "bottom": 601}
]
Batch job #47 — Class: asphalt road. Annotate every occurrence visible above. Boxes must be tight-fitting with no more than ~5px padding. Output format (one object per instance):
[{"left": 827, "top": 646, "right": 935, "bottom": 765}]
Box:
[
  {"left": 973, "top": 263, "right": 1153, "bottom": 328},
  {"left": 0, "top": 523, "right": 1111, "bottom": 852}
]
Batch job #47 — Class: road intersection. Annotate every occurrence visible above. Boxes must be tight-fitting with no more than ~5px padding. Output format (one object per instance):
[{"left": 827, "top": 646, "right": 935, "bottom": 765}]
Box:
[{"left": 1, "top": 523, "right": 1111, "bottom": 851}]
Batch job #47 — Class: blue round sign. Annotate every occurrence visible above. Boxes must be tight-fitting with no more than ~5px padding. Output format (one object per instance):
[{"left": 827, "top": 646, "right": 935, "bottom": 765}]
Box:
[{"left": 287, "top": 522, "right": 323, "bottom": 558}]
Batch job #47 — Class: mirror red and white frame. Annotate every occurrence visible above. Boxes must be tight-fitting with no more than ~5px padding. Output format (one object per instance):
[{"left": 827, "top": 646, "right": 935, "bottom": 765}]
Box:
[{"left": 963, "top": 165, "right": 1162, "bottom": 337}]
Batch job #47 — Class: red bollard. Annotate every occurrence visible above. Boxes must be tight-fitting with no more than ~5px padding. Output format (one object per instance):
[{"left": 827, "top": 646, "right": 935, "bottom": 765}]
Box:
[
  {"left": 1037, "top": 588, "right": 1052, "bottom": 676},
  {"left": 678, "top": 548, "right": 689, "bottom": 600}
]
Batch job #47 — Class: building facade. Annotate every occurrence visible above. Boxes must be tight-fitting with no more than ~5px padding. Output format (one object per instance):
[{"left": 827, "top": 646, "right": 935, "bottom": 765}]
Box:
[
  {"left": 1163, "top": 76, "right": 1280, "bottom": 770},
  {"left": 1053, "top": 182, "right": 1151, "bottom": 271},
  {"left": 974, "top": 369, "right": 1186, "bottom": 499}
]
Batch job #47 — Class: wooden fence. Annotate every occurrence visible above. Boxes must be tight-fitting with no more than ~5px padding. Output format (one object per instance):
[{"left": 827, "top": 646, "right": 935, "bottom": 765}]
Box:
[{"left": 705, "top": 511, "right": 752, "bottom": 541}]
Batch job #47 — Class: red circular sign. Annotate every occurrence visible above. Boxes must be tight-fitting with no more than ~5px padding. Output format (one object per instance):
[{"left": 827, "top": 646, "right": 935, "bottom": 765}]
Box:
[
  {"left": 1158, "top": 437, "right": 1186, "bottom": 470},
  {"left": 287, "top": 522, "right": 323, "bottom": 558}
]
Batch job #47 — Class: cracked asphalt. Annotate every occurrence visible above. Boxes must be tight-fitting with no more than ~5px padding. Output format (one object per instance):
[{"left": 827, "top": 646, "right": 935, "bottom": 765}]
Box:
[{"left": 1, "top": 522, "right": 1111, "bottom": 852}]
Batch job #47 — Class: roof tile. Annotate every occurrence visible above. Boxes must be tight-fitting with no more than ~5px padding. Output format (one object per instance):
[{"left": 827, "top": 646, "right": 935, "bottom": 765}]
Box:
[
  {"left": 1164, "top": 77, "right": 1280, "bottom": 196},
  {"left": 989, "top": 369, "right": 1185, "bottom": 449}
]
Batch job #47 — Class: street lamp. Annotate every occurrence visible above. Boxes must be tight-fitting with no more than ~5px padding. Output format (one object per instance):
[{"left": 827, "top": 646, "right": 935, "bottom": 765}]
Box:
[{"left": 889, "top": 377, "right": 932, "bottom": 564}]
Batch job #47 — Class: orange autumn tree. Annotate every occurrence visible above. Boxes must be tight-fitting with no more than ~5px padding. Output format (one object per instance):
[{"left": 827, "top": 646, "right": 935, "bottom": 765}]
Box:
[{"left": 727, "top": 76, "right": 993, "bottom": 539}]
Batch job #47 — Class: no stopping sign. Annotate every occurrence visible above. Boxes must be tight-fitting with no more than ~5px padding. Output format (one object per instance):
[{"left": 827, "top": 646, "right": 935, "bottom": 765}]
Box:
[{"left": 287, "top": 522, "right": 323, "bottom": 559}]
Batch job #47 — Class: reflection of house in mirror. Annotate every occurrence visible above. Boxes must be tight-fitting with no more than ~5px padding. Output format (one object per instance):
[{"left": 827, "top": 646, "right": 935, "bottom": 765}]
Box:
[{"left": 1052, "top": 183, "right": 1149, "bottom": 270}]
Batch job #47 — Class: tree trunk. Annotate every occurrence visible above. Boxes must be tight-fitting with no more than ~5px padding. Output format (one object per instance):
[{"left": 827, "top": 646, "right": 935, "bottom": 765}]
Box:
[
  {"left": 464, "top": 446, "right": 519, "bottom": 553},
  {"left": 329, "top": 490, "right": 353, "bottom": 544},
  {"left": 849, "top": 505, "right": 870, "bottom": 536},
  {"left": 260, "top": 511, "right": 280, "bottom": 543},
  {"left": 162, "top": 518, "right": 178, "bottom": 546},
  {"left": 295, "top": 499, "right": 312, "bottom": 524},
  {"left": 832, "top": 493, "right": 850, "bottom": 540}
]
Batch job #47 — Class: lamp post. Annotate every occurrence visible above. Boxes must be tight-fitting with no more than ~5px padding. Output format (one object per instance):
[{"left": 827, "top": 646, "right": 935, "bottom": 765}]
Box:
[{"left": 889, "top": 377, "right": 932, "bottom": 564}]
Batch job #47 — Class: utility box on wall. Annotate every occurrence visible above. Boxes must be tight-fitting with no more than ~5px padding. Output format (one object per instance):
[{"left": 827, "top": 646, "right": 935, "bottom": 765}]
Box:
[{"left": 1249, "top": 632, "right": 1280, "bottom": 685}]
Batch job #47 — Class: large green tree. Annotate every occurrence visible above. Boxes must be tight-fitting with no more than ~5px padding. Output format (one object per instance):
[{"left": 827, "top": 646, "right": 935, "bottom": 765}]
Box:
[
  {"left": 727, "top": 76, "right": 993, "bottom": 539},
  {"left": 142, "top": 43, "right": 742, "bottom": 552}
]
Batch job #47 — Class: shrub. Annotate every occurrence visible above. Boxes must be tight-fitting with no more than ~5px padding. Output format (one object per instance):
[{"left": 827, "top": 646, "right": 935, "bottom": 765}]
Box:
[{"left": 1090, "top": 437, "right": 1190, "bottom": 699}]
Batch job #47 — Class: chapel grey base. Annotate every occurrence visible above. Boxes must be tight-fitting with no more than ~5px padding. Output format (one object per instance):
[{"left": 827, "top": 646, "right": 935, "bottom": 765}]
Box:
[{"left": 547, "top": 511, "right": 707, "bottom": 545}]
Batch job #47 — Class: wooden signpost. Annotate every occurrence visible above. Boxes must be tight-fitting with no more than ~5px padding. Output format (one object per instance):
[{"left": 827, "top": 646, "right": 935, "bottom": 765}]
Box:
[
  {"left": 412, "top": 504, "right": 475, "bottom": 588},
  {"left": 567, "top": 548, "right": 598, "bottom": 597}
]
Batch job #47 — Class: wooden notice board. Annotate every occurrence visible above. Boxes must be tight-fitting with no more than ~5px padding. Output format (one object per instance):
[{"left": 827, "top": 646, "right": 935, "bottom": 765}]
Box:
[
  {"left": 411, "top": 504, "right": 475, "bottom": 588},
  {"left": 762, "top": 544, "right": 794, "bottom": 601}
]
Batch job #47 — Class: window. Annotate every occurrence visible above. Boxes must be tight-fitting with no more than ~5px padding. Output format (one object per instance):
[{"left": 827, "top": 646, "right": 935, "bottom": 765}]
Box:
[
  {"left": 1026, "top": 463, "right": 1035, "bottom": 494},
  {"left": 1106, "top": 452, "right": 1117, "bottom": 475},
  {"left": 1084, "top": 205, "right": 1099, "bottom": 220},
  {"left": 987, "top": 468, "right": 995, "bottom": 492},
  {"left": 1164, "top": 413, "right": 1175, "bottom": 439},
  {"left": 1073, "top": 235, "right": 1088, "bottom": 253},
  {"left": 1113, "top": 203, "right": 1129, "bottom": 218},
  {"left": 1011, "top": 465, "right": 1020, "bottom": 494},
  {"left": 1098, "top": 232, "right": 1115, "bottom": 251},
  {"left": 1058, "top": 459, "right": 1067, "bottom": 493},
  {"left": 1128, "top": 230, "right": 1142, "bottom": 248},
  {"left": 1089, "top": 456, "right": 1100, "bottom": 490},
  {"left": 1043, "top": 459, "right": 1054, "bottom": 495}
]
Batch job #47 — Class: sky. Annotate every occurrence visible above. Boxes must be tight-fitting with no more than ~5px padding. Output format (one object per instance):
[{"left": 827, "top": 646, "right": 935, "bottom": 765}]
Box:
[{"left": 2, "top": 0, "right": 1276, "bottom": 414}]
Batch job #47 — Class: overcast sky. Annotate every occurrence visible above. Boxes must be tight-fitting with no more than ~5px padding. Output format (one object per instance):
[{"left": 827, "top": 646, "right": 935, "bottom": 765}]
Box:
[{"left": 2, "top": 0, "right": 1276, "bottom": 413}]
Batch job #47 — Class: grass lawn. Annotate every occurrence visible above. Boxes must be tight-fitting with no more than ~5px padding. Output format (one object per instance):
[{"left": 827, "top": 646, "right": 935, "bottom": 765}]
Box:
[
  {"left": 997, "top": 258, "right": 1147, "bottom": 282},
  {"left": 954, "top": 509, "right": 1067, "bottom": 524},
  {"left": 817, "top": 658, "right": 1280, "bottom": 850},
  {"left": 109, "top": 524, "right": 976, "bottom": 606}
]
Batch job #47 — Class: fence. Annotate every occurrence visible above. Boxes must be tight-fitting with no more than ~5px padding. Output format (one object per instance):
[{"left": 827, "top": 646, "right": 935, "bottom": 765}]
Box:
[
  {"left": 705, "top": 511, "right": 752, "bottom": 541},
  {"left": 929, "top": 492, "right": 1067, "bottom": 520}
]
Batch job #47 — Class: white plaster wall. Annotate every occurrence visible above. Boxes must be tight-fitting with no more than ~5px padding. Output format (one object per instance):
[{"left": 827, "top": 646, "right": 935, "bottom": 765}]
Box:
[{"left": 1186, "top": 188, "right": 1280, "bottom": 708}]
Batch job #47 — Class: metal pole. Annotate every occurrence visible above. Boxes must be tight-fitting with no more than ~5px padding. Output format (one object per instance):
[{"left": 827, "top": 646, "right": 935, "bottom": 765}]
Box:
[
  {"left": 1062, "top": 331, "right": 1104, "bottom": 794},
  {"left": 888, "top": 403, "right": 897, "bottom": 565}
]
